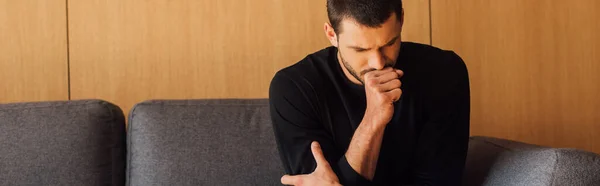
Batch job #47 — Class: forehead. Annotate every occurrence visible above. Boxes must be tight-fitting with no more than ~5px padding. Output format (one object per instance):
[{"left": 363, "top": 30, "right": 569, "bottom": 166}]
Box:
[{"left": 337, "top": 13, "right": 401, "bottom": 46}]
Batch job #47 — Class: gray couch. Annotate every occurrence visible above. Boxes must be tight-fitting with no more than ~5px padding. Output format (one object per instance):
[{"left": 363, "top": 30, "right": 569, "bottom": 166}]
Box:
[
  {"left": 1, "top": 99, "right": 599, "bottom": 186},
  {"left": 464, "top": 136, "right": 600, "bottom": 186},
  {"left": 127, "top": 99, "right": 282, "bottom": 185},
  {"left": 0, "top": 100, "right": 126, "bottom": 186}
]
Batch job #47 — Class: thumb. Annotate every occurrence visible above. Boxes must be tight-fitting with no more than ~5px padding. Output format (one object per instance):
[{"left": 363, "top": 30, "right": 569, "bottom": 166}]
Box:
[
  {"left": 311, "top": 141, "right": 330, "bottom": 169},
  {"left": 281, "top": 175, "right": 299, "bottom": 185}
]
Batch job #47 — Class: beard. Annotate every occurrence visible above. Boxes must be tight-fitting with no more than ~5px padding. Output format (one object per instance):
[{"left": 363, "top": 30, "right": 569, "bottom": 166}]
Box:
[
  {"left": 339, "top": 52, "right": 365, "bottom": 85},
  {"left": 338, "top": 51, "right": 395, "bottom": 85}
]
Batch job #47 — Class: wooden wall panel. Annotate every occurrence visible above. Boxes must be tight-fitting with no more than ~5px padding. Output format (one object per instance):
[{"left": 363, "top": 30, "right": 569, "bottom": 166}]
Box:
[
  {"left": 68, "top": 0, "right": 431, "bottom": 114},
  {"left": 0, "top": 0, "right": 68, "bottom": 103},
  {"left": 402, "top": 0, "right": 430, "bottom": 44},
  {"left": 432, "top": 1, "right": 600, "bottom": 153}
]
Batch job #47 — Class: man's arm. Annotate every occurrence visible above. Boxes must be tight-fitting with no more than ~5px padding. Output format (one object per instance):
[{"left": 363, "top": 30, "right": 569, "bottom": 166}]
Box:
[
  {"left": 410, "top": 51, "right": 470, "bottom": 186},
  {"left": 281, "top": 141, "right": 341, "bottom": 186},
  {"left": 269, "top": 68, "right": 403, "bottom": 185},
  {"left": 344, "top": 67, "right": 403, "bottom": 180}
]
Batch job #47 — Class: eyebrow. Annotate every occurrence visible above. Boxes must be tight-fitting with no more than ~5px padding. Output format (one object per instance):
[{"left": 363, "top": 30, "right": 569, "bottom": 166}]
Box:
[{"left": 347, "top": 36, "right": 399, "bottom": 51}]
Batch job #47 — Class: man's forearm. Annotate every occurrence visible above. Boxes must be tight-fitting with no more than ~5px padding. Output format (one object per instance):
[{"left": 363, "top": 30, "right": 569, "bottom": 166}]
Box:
[
  {"left": 339, "top": 67, "right": 402, "bottom": 181},
  {"left": 344, "top": 119, "right": 386, "bottom": 180}
]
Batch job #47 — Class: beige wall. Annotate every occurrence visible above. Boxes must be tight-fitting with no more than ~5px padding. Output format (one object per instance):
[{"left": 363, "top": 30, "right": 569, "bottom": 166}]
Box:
[
  {"left": 2, "top": 0, "right": 599, "bottom": 154},
  {"left": 431, "top": 0, "right": 600, "bottom": 153},
  {"left": 67, "top": 0, "right": 431, "bottom": 114},
  {"left": 0, "top": 0, "right": 68, "bottom": 103}
]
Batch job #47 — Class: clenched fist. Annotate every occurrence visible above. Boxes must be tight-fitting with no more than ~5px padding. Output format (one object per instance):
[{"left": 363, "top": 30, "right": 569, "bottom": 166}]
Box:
[{"left": 362, "top": 67, "right": 403, "bottom": 127}]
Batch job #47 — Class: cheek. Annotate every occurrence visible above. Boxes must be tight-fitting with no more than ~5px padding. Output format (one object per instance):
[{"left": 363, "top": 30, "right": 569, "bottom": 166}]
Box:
[
  {"left": 341, "top": 50, "right": 370, "bottom": 70},
  {"left": 383, "top": 45, "right": 401, "bottom": 61}
]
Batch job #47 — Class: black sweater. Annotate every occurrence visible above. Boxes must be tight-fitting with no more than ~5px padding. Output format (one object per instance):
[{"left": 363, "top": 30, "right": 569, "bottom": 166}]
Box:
[{"left": 269, "top": 42, "right": 470, "bottom": 186}]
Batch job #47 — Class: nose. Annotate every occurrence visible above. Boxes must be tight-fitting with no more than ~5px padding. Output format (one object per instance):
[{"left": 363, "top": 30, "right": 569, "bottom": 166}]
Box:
[{"left": 367, "top": 51, "right": 386, "bottom": 70}]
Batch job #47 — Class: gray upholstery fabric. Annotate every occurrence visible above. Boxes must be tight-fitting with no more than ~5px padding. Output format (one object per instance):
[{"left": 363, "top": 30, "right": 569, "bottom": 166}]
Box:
[
  {"left": 550, "top": 149, "right": 600, "bottom": 185},
  {"left": 0, "top": 100, "right": 126, "bottom": 186},
  {"left": 125, "top": 98, "right": 600, "bottom": 186},
  {"left": 127, "top": 99, "right": 282, "bottom": 186},
  {"left": 464, "top": 136, "right": 600, "bottom": 186}
]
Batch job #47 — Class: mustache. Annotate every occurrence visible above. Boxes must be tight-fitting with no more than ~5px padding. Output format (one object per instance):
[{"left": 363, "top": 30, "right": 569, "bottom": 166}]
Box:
[{"left": 359, "top": 64, "right": 395, "bottom": 76}]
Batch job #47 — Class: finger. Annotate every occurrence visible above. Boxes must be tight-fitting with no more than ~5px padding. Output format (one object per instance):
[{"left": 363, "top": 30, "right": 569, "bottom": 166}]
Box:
[
  {"left": 385, "top": 88, "right": 402, "bottom": 102},
  {"left": 364, "top": 68, "right": 395, "bottom": 85},
  {"left": 364, "top": 67, "right": 394, "bottom": 78},
  {"left": 396, "top": 69, "right": 404, "bottom": 77},
  {"left": 281, "top": 175, "right": 299, "bottom": 185},
  {"left": 371, "top": 67, "right": 394, "bottom": 77},
  {"left": 375, "top": 71, "right": 400, "bottom": 84},
  {"left": 311, "top": 141, "right": 330, "bottom": 168},
  {"left": 377, "top": 79, "right": 402, "bottom": 92}
]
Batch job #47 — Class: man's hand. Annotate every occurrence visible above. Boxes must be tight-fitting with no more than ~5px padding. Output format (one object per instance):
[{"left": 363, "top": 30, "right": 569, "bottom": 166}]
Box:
[
  {"left": 363, "top": 67, "right": 404, "bottom": 127},
  {"left": 281, "top": 142, "right": 341, "bottom": 186}
]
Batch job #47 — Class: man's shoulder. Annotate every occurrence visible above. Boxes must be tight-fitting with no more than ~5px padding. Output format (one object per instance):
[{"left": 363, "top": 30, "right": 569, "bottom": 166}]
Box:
[
  {"left": 277, "top": 46, "right": 334, "bottom": 78},
  {"left": 402, "top": 42, "right": 463, "bottom": 65},
  {"left": 269, "top": 47, "right": 336, "bottom": 99},
  {"left": 401, "top": 42, "right": 468, "bottom": 97},
  {"left": 402, "top": 42, "right": 442, "bottom": 54},
  {"left": 401, "top": 42, "right": 466, "bottom": 77}
]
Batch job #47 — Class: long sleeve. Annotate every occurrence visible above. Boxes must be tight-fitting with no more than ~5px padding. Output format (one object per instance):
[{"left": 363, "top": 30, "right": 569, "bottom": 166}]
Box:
[
  {"left": 269, "top": 71, "right": 373, "bottom": 186},
  {"left": 408, "top": 51, "right": 470, "bottom": 186}
]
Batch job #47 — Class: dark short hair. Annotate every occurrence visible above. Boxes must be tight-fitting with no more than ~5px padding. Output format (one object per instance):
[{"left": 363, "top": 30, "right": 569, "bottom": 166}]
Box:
[{"left": 327, "top": 0, "right": 403, "bottom": 34}]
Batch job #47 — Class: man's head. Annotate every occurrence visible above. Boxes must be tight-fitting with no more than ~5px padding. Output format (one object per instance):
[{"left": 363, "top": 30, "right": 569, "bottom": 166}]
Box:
[{"left": 325, "top": 0, "right": 404, "bottom": 85}]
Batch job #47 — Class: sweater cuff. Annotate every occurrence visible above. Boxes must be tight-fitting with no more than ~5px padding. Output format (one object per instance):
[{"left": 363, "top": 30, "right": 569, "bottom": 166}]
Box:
[{"left": 336, "top": 155, "right": 373, "bottom": 186}]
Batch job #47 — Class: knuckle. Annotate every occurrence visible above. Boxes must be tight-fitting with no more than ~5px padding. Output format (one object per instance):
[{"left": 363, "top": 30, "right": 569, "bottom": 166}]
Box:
[
  {"left": 367, "top": 78, "right": 378, "bottom": 86},
  {"left": 392, "top": 79, "right": 401, "bottom": 86},
  {"left": 391, "top": 72, "right": 399, "bottom": 79},
  {"left": 374, "top": 86, "right": 384, "bottom": 92}
]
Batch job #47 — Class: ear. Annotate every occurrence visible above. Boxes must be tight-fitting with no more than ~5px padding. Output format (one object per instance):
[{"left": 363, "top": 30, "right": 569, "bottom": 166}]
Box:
[
  {"left": 324, "top": 22, "right": 339, "bottom": 47},
  {"left": 399, "top": 9, "right": 405, "bottom": 32}
]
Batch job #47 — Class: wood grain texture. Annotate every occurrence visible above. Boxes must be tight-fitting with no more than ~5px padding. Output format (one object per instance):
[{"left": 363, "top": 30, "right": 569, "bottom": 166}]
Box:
[
  {"left": 0, "top": 0, "right": 68, "bottom": 103},
  {"left": 432, "top": 0, "right": 600, "bottom": 153},
  {"left": 402, "top": 0, "right": 431, "bottom": 44},
  {"left": 68, "top": 0, "right": 431, "bottom": 114}
]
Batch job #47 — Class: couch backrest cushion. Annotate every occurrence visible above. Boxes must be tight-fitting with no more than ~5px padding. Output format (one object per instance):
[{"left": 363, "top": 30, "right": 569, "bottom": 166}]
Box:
[
  {"left": 127, "top": 99, "right": 282, "bottom": 186},
  {"left": 0, "top": 100, "right": 126, "bottom": 186},
  {"left": 550, "top": 148, "right": 600, "bottom": 185},
  {"left": 464, "top": 136, "right": 600, "bottom": 186}
]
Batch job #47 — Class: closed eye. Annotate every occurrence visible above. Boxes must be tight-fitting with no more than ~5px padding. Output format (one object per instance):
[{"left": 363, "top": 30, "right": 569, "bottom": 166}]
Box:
[
  {"left": 355, "top": 48, "right": 368, "bottom": 52},
  {"left": 385, "top": 37, "right": 398, "bottom": 47}
]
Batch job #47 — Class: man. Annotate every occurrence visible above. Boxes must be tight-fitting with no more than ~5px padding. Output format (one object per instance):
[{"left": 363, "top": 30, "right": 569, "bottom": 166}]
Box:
[{"left": 269, "top": 0, "right": 470, "bottom": 185}]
